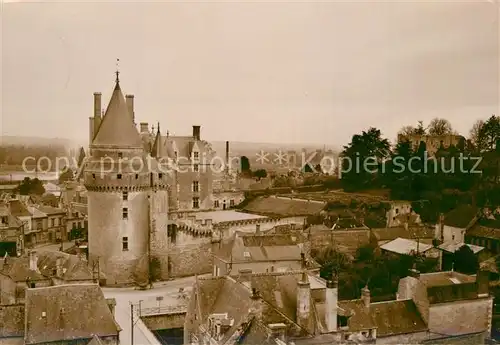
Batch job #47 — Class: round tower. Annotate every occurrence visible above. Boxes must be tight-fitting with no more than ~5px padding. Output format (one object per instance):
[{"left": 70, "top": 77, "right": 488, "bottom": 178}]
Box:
[{"left": 84, "top": 73, "right": 155, "bottom": 286}]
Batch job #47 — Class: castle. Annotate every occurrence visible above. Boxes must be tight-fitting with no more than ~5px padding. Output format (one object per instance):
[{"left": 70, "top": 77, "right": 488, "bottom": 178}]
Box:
[{"left": 83, "top": 71, "right": 216, "bottom": 286}]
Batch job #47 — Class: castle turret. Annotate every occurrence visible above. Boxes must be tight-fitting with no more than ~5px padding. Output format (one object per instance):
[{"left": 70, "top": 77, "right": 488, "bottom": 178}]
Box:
[{"left": 84, "top": 70, "right": 170, "bottom": 286}]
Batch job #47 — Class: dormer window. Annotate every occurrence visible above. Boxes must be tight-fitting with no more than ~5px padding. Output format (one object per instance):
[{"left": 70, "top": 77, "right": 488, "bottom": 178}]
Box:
[
  {"left": 118, "top": 152, "right": 123, "bottom": 159},
  {"left": 117, "top": 174, "right": 122, "bottom": 180},
  {"left": 193, "top": 152, "right": 199, "bottom": 160},
  {"left": 159, "top": 173, "right": 163, "bottom": 179},
  {"left": 243, "top": 251, "right": 250, "bottom": 258}
]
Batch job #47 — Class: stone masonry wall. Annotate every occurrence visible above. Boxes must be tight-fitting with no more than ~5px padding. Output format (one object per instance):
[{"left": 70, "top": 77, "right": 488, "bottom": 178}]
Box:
[
  {"left": 428, "top": 297, "right": 493, "bottom": 336},
  {"left": 168, "top": 231, "right": 212, "bottom": 278},
  {"left": 150, "top": 189, "right": 170, "bottom": 281},
  {"left": 0, "top": 304, "right": 24, "bottom": 337}
]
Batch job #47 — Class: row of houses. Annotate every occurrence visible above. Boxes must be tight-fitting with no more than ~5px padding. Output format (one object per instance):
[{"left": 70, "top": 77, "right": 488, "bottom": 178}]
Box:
[{"left": 0, "top": 196, "right": 87, "bottom": 257}]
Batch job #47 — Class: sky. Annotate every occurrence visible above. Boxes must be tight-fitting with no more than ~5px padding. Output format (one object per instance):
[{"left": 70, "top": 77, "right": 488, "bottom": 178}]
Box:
[{"left": 1, "top": 0, "right": 499, "bottom": 148}]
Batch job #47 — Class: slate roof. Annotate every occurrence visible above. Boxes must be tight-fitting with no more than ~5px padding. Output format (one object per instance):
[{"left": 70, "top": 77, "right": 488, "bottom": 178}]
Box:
[
  {"left": 467, "top": 224, "right": 500, "bottom": 240},
  {"left": 0, "top": 204, "right": 23, "bottom": 228},
  {"left": 417, "top": 271, "right": 481, "bottom": 305},
  {"left": 333, "top": 299, "right": 427, "bottom": 336},
  {"left": 92, "top": 80, "right": 143, "bottom": 148},
  {"left": 1, "top": 255, "right": 50, "bottom": 282},
  {"left": 35, "top": 205, "right": 65, "bottom": 216},
  {"left": 191, "top": 272, "right": 320, "bottom": 342},
  {"left": 8, "top": 199, "right": 31, "bottom": 217},
  {"left": 36, "top": 250, "right": 93, "bottom": 281},
  {"left": 24, "top": 284, "right": 120, "bottom": 344},
  {"left": 214, "top": 233, "right": 313, "bottom": 266},
  {"left": 27, "top": 206, "right": 47, "bottom": 219},
  {"left": 243, "top": 196, "right": 326, "bottom": 217},
  {"left": 371, "top": 226, "right": 435, "bottom": 242},
  {"left": 443, "top": 205, "right": 478, "bottom": 228}
]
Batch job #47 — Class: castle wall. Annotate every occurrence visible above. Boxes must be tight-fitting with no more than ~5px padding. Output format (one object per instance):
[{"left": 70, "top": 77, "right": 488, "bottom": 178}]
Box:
[
  {"left": 168, "top": 230, "right": 213, "bottom": 278},
  {"left": 176, "top": 167, "right": 213, "bottom": 211},
  {"left": 150, "top": 189, "right": 170, "bottom": 281},
  {"left": 87, "top": 190, "right": 149, "bottom": 286}
]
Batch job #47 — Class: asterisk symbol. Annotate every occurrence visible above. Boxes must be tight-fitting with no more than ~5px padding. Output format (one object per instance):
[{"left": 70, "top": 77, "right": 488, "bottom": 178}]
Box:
[
  {"left": 274, "top": 150, "right": 288, "bottom": 165},
  {"left": 256, "top": 150, "right": 270, "bottom": 164}
]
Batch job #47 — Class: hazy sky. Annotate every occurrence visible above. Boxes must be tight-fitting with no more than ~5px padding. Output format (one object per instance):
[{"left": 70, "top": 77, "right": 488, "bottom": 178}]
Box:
[{"left": 2, "top": 0, "right": 499, "bottom": 147}]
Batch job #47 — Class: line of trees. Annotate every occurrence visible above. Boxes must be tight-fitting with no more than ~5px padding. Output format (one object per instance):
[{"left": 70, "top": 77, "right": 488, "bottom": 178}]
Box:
[{"left": 341, "top": 116, "right": 500, "bottom": 222}]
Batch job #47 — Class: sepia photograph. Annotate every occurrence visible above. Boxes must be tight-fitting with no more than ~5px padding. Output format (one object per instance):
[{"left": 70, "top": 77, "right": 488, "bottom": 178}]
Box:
[{"left": 1, "top": 0, "right": 500, "bottom": 344}]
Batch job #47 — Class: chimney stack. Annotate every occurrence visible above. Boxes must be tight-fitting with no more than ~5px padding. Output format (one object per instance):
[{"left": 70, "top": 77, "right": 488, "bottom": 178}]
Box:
[
  {"left": 239, "top": 268, "right": 253, "bottom": 289},
  {"left": 56, "top": 257, "right": 63, "bottom": 277},
  {"left": 325, "top": 276, "right": 338, "bottom": 332},
  {"left": 297, "top": 272, "right": 311, "bottom": 328},
  {"left": 225, "top": 141, "right": 230, "bottom": 170},
  {"left": 29, "top": 251, "right": 38, "bottom": 272},
  {"left": 140, "top": 122, "right": 149, "bottom": 133},
  {"left": 126, "top": 95, "right": 135, "bottom": 124},
  {"left": 193, "top": 125, "right": 201, "bottom": 141},
  {"left": 439, "top": 213, "right": 445, "bottom": 242},
  {"left": 93, "top": 92, "right": 102, "bottom": 119},
  {"left": 361, "top": 286, "right": 370, "bottom": 308},
  {"left": 256, "top": 224, "right": 261, "bottom": 235}
]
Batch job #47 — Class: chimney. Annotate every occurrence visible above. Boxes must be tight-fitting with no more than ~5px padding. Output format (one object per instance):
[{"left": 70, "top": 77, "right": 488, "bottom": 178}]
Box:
[
  {"left": 404, "top": 222, "right": 409, "bottom": 231},
  {"left": 93, "top": 92, "right": 102, "bottom": 119},
  {"left": 256, "top": 224, "right": 261, "bottom": 235},
  {"left": 477, "top": 269, "right": 490, "bottom": 297},
  {"left": 361, "top": 286, "right": 370, "bottom": 308},
  {"left": 297, "top": 272, "right": 311, "bottom": 328},
  {"left": 300, "top": 252, "right": 306, "bottom": 269},
  {"left": 106, "top": 298, "right": 117, "bottom": 317},
  {"left": 193, "top": 125, "right": 201, "bottom": 141},
  {"left": 29, "top": 251, "right": 38, "bottom": 272},
  {"left": 439, "top": 213, "right": 445, "bottom": 242},
  {"left": 56, "top": 257, "right": 64, "bottom": 277},
  {"left": 140, "top": 122, "right": 149, "bottom": 133},
  {"left": 250, "top": 288, "right": 263, "bottom": 320},
  {"left": 325, "top": 276, "right": 338, "bottom": 332},
  {"left": 225, "top": 141, "right": 230, "bottom": 169},
  {"left": 268, "top": 323, "right": 287, "bottom": 342},
  {"left": 126, "top": 95, "right": 135, "bottom": 123},
  {"left": 239, "top": 268, "right": 253, "bottom": 289}
]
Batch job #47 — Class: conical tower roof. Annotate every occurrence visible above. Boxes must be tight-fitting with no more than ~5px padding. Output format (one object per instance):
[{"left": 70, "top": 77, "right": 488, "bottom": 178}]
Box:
[{"left": 92, "top": 76, "right": 143, "bottom": 149}]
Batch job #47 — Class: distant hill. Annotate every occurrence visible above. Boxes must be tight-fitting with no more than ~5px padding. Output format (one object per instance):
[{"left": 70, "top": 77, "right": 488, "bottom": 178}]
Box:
[
  {"left": 1, "top": 136, "right": 340, "bottom": 159},
  {"left": 1, "top": 136, "right": 74, "bottom": 148}
]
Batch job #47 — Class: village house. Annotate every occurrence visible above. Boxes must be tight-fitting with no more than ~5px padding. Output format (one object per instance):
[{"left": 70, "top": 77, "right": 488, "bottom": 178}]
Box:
[
  {"left": 26, "top": 206, "right": 48, "bottom": 246},
  {"left": 397, "top": 268, "right": 493, "bottom": 342},
  {"left": 8, "top": 199, "right": 32, "bottom": 235},
  {"left": 35, "top": 206, "right": 66, "bottom": 242},
  {"left": 380, "top": 238, "right": 441, "bottom": 261},
  {"left": 212, "top": 232, "right": 319, "bottom": 276},
  {"left": 0, "top": 249, "right": 93, "bottom": 304},
  {"left": 0, "top": 203, "right": 24, "bottom": 257},
  {"left": 370, "top": 225, "right": 435, "bottom": 247},
  {"left": 0, "top": 283, "right": 120, "bottom": 345},
  {"left": 185, "top": 268, "right": 490, "bottom": 345},
  {"left": 385, "top": 200, "right": 422, "bottom": 228},
  {"left": 435, "top": 205, "right": 479, "bottom": 244},
  {"left": 437, "top": 242, "right": 485, "bottom": 271},
  {"left": 465, "top": 219, "right": 500, "bottom": 254}
]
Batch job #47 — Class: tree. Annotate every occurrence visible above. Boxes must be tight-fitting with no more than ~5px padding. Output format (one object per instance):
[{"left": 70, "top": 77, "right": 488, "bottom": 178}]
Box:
[
  {"left": 253, "top": 169, "right": 267, "bottom": 179},
  {"left": 41, "top": 193, "right": 59, "bottom": 207},
  {"left": 58, "top": 167, "right": 74, "bottom": 184},
  {"left": 477, "top": 115, "right": 500, "bottom": 152},
  {"left": 428, "top": 118, "right": 453, "bottom": 136},
  {"left": 469, "top": 119, "right": 485, "bottom": 151},
  {"left": 15, "top": 177, "right": 45, "bottom": 196},
  {"left": 341, "top": 127, "right": 391, "bottom": 190},
  {"left": 454, "top": 245, "right": 479, "bottom": 274},
  {"left": 240, "top": 156, "right": 250, "bottom": 173},
  {"left": 397, "top": 121, "right": 426, "bottom": 142}
]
